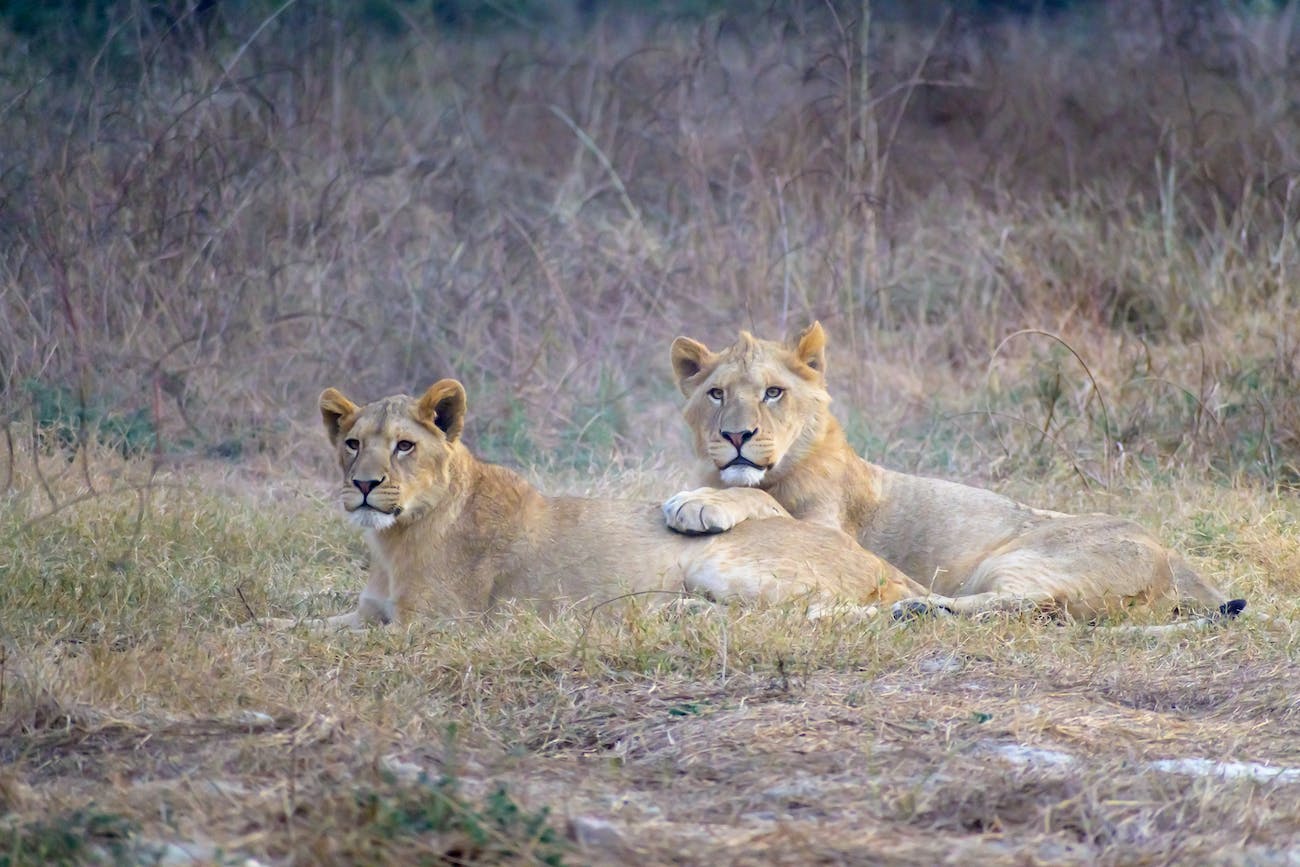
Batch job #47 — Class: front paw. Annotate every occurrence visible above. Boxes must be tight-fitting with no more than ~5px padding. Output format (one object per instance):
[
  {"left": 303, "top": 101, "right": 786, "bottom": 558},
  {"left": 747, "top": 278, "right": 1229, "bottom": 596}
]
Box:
[
  {"left": 662, "top": 489, "right": 736, "bottom": 535},
  {"left": 891, "top": 598, "right": 954, "bottom": 622}
]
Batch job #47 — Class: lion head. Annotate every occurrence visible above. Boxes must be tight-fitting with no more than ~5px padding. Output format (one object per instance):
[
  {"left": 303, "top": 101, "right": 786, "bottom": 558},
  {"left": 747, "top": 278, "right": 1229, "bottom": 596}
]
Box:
[
  {"left": 670, "top": 322, "right": 831, "bottom": 487},
  {"left": 319, "top": 379, "right": 468, "bottom": 531}
]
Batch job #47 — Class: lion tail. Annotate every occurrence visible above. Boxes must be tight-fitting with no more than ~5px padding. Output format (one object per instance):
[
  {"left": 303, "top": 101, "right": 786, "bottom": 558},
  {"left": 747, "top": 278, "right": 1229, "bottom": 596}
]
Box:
[
  {"left": 1169, "top": 552, "right": 1242, "bottom": 613},
  {"left": 1109, "top": 597, "right": 1247, "bottom": 636},
  {"left": 1112, "top": 554, "right": 1247, "bottom": 636}
]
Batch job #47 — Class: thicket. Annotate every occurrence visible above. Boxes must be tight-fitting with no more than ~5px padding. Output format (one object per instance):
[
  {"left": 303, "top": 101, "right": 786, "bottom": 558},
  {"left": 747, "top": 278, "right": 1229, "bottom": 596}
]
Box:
[{"left": 2, "top": 0, "right": 1297, "bottom": 484}]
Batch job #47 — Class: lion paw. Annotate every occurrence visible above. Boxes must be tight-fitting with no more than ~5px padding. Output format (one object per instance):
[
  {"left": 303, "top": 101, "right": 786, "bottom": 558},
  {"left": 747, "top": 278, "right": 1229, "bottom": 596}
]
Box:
[
  {"left": 662, "top": 490, "right": 737, "bottom": 535},
  {"left": 891, "top": 598, "right": 954, "bottom": 622}
]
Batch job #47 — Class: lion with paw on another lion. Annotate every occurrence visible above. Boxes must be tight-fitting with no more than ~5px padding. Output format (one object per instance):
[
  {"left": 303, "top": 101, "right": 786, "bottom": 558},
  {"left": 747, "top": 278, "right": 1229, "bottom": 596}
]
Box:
[
  {"left": 259, "top": 378, "right": 926, "bottom": 629},
  {"left": 663, "top": 323, "right": 1244, "bottom": 629}
]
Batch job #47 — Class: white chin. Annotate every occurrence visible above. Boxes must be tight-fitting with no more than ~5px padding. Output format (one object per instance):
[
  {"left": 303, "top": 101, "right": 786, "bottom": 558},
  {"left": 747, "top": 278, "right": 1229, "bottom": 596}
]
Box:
[
  {"left": 348, "top": 508, "right": 398, "bottom": 530},
  {"left": 719, "top": 465, "right": 767, "bottom": 487}
]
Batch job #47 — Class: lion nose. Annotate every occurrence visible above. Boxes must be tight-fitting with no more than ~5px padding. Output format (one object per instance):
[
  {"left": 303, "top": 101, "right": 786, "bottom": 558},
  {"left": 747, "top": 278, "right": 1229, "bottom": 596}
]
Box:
[
  {"left": 720, "top": 428, "right": 756, "bottom": 450},
  {"left": 353, "top": 477, "right": 384, "bottom": 496}
]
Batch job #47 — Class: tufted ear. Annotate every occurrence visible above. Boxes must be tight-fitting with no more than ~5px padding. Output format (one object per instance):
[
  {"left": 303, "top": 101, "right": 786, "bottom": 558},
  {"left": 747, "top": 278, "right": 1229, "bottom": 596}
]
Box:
[
  {"left": 670, "top": 337, "right": 714, "bottom": 396},
  {"left": 417, "top": 379, "right": 467, "bottom": 442},
  {"left": 319, "top": 388, "right": 360, "bottom": 446},
  {"left": 791, "top": 321, "right": 827, "bottom": 379}
]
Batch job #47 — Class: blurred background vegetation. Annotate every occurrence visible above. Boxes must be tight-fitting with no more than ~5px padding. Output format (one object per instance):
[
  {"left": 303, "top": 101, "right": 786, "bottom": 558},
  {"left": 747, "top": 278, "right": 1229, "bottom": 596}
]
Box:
[{"left": 1, "top": 0, "right": 1297, "bottom": 489}]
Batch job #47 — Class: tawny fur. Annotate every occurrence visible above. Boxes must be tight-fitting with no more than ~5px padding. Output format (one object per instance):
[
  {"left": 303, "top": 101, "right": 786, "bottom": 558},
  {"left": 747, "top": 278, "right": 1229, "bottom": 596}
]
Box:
[
  {"left": 665, "top": 323, "right": 1237, "bottom": 622},
  {"left": 270, "top": 379, "right": 925, "bottom": 628}
]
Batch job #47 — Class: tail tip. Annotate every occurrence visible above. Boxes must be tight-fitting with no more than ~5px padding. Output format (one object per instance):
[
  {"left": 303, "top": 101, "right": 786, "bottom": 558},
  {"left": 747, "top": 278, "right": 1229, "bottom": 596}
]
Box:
[{"left": 1219, "top": 598, "right": 1247, "bottom": 619}]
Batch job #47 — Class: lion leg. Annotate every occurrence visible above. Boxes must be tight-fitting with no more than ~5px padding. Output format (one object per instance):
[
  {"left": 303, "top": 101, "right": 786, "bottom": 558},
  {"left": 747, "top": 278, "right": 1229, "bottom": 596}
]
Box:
[
  {"left": 1108, "top": 600, "right": 1249, "bottom": 636},
  {"left": 679, "top": 554, "right": 881, "bottom": 622},
  {"left": 325, "top": 592, "right": 394, "bottom": 628},
  {"left": 943, "top": 523, "right": 1190, "bottom": 622},
  {"left": 252, "top": 595, "right": 392, "bottom": 631},
  {"left": 251, "top": 565, "right": 395, "bottom": 631},
  {"left": 662, "top": 486, "right": 790, "bottom": 535},
  {"left": 890, "top": 589, "right": 1062, "bottom": 621}
]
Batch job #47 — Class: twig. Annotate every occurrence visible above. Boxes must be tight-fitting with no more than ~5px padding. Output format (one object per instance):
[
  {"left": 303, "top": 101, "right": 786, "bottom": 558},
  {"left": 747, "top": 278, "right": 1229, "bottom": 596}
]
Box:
[
  {"left": 235, "top": 582, "right": 259, "bottom": 624},
  {"left": 1, "top": 423, "right": 12, "bottom": 492}
]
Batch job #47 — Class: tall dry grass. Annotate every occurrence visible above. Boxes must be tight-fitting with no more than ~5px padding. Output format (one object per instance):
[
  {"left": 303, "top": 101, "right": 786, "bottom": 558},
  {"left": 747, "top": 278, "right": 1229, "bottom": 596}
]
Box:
[{"left": 2, "top": 0, "right": 1297, "bottom": 488}]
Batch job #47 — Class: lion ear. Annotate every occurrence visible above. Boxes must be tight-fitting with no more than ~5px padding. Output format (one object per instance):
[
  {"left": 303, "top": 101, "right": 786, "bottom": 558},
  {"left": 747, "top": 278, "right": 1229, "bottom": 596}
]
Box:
[
  {"left": 793, "top": 321, "right": 827, "bottom": 378},
  {"left": 417, "top": 379, "right": 467, "bottom": 442},
  {"left": 670, "top": 337, "right": 714, "bottom": 396},
  {"left": 320, "top": 388, "right": 360, "bottom": 446}
]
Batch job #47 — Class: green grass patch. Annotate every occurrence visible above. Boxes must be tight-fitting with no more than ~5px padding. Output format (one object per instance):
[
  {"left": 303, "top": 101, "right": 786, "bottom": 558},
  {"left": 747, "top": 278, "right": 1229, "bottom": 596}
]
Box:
[{"left": 0, "top": 808, "right": 136, "bottom": 867}]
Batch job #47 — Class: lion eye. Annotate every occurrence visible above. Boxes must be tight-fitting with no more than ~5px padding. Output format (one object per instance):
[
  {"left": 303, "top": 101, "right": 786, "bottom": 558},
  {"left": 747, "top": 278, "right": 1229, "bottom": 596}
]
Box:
[
  {"left": 343, "top": 438, "right": 360, "bottom": 451},
  {"left": 764, "top": 386, "right": 784, "bottom": 401},
  {"left": 707, "top": 387, "right": 724, "bottom": 402},
  {"left": 394, "top": 440, "right": 415, "bottom": 454}
]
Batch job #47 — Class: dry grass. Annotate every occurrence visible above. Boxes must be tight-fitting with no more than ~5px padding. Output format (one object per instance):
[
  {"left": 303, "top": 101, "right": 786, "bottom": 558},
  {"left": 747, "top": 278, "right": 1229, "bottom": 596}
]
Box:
[
  {"left": 4, "top": 1, "right": 1300, "bottom": 864},
  {"left": 2, "top": 455, "right": 1299, "bottom": 864}
]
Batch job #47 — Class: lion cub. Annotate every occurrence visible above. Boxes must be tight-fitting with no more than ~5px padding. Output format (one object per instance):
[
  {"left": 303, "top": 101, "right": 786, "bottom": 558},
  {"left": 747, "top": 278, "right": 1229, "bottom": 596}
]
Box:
[{"left": 272, "top": 379, "right": 924, "bottom": 628}]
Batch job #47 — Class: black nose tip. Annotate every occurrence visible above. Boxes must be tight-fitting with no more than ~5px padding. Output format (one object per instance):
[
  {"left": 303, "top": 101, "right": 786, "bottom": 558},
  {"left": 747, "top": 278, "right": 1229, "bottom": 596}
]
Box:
[{"left": 354, "top": 478, "right": 382, "bottom": 496}]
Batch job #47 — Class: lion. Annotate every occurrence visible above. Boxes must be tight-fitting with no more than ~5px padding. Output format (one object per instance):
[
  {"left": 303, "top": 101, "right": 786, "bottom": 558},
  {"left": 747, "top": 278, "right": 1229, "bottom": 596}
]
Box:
[
  {"left": 264, "top": 378, "right": 927, "bottom": 628},
  {"left": 663, "top": 323, "right": 1245, "bottom": 626}
]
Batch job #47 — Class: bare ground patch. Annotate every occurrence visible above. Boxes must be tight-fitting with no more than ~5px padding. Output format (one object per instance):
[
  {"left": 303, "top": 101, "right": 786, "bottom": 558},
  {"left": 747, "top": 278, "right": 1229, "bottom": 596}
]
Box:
[{"left": 4, "top": 610, "right": 1300, "bottom": 865}]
